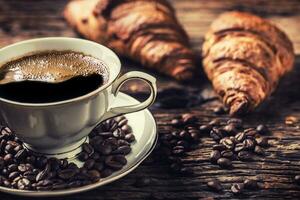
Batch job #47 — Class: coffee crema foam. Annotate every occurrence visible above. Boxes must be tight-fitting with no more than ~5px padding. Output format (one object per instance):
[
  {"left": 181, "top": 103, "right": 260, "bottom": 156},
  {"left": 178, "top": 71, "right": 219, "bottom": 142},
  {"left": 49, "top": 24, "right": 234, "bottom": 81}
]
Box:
[{"left": 0, "top": 51, "right": 109, "bottom": 84}]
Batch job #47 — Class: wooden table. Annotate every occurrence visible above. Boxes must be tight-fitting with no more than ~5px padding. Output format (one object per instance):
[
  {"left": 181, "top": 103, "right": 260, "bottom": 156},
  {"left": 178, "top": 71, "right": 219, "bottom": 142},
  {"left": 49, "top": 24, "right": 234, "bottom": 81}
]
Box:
[{"left": 0, "top": 0, "right": 300, "bottom": 199}]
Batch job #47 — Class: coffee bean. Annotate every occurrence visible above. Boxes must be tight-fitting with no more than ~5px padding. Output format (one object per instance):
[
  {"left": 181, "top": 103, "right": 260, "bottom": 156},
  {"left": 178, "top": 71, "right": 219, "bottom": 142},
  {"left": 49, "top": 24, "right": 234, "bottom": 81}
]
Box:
[
  {"left": 68, "top": 181, "right": 81, "bottom": 188},
  {"left": 227, "top": 118, "right": 243, "bottom": 128},
  {"left": 217, "top": 158, "right": 232, "bottom": 168},
  {"left": 222, "top": 124, "right": 237, "bottom": 135},
  {"left": 25, "top": 155, "right": 36, "bottom": 164},
  {"left": 121, "top": 125, "right": 132, "bottom": 134},
  {"left": 294, "top": 175, "right": 300, "bottom": 185},
  {"left": 98, "top": 131, "right": 113, "bottom": 138},
  {"left": 220, "top": 137, "right": 234, "bottom": 150},
  {"left": 36, "top": 164, "right": 51, "bottom": 182},
  {"left": 101, "top": 169, "right": 113, "bottom": 178},
  {"left": 36, "top": 156, "right": 48, "bottom": 169},
  {"left": 255, "top": 137, "right": 269, "bottom": 147},
  {"left": 82, "top": 143, "right": 94, "bottom": 156},
  {"left": 60, "top": 159, "right": 68, "bottom": 169},
  {"left": 213, "top": 106, "right": 226, "bottom": 115},
  {"left": 96, "top": 144, "right": 112, "bottom": 155},
  {"left": 179, "top": 130, "right": 189, "bottom": 140},
  {"left": 221, "top": 150, "right": 233, "bottom": 158},
  {"left": 58, "top": 168, "right": 79, "bottom": 180},
  {"left": 93, "top": 162, "right": 104, "bottom": 171},
  {"left": 14, "top": 149, "right": 27, "bottom": 161},
  {"left": 17, "top": 178, "right": 30, "bottom": 190},
  {"left": 235, "top": 132, "right": 246, "bottom": 143},
  {"left": 125, "top": 133, "right": 135, "bottom": 142},
  {"left": 172, "top": 146, "right": 185, "bottom": 155},
  {"left": 256, "top": 124, "right": 269, "bottom": 134},
  {"left": 231, "top": 183, "right": 244, "bottom": 194},
  {"left": 117, "top": 118, "right": 128, "bottom": 127},
  {"left": 84, "top": 159, "right": 95, "bottom": 170},
  {"left": 105, "top": 155, "right": 125, "bottom": 170},
  {"left": 243, "top": 139, "right": 256, "bottom": 150},
  {"left": 171, "top": 119, "right": 184, "bottom": 128},
  {"left": 207, "top": 180, "right": 223, "bottom": 192},
  {"left": 7, "top": 164, "right": 18, "bottom": 173},
  {"left": 4, "top": 154, "right": 13, "bottom": 164},
  {"left": 209, "top": 119, "right": 221, "bottom": 126},
  {"left": 210, "top": 128, "right": 223, "bottom": 141},
  {"left": 112, "top": 145, "right": 131, "bottom": 155},
  {"left": 210, "top": 150, "right": 221, "bottom": 164},
  {"left": 199, "top": 124, "right": 212, "bottom": 134},
  {"left": 244, "top": 128, "right": 258, "bottom": 137},
  {"left": 254, "top": 146, "right": 265, "bottom": 155},
  {"left": 244, "top": 179, "right": 259, "bottom": 189},
  {"left": 8, "top": 171, "right": 20, "bottom": 180},
  {"left": 18, "top": 163, "right": 33, "bottom": 173},
  {"left": 113, "top": 128, "right": 125, "bottom": 139},
  {"left": 238, "top": 151, "right": 253, "bottom": 161},
  {"left": 182, "top": 113, "right": 197, "bottom": 124},
  {"left": 212, "top": 144, "right": 227, "bottom": 151},
  {"left": 87, "top": 170, "right": 101, "bottom": 181},
  {"left": 234, "top": 143, "right": 246, "bottom": 152}
]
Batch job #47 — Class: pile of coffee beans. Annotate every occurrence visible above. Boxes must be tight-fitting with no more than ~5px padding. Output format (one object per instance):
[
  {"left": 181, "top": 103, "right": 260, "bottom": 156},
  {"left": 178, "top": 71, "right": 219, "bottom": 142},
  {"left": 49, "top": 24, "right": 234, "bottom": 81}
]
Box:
[
  {"left": 207, "top": 178, "right": 261, "bottom": 195},
  {"left": 0, "top": 116, "right": 134, "bottom": 191},
  {"left": 205, "top": 118, "right": 270, "bottom": 168},
  {"left": 153, "top": 113, "right": 200, "bottom": 174}
]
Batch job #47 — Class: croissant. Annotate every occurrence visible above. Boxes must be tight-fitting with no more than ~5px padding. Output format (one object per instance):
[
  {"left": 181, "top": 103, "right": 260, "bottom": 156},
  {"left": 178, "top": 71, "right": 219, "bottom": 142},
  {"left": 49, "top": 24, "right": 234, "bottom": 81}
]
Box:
[
  {"left": 64, "top": 0, "right": 196, "bottom": 81},
  {"left": 202, "top": 11, "right": 294, "bottom": 115}
]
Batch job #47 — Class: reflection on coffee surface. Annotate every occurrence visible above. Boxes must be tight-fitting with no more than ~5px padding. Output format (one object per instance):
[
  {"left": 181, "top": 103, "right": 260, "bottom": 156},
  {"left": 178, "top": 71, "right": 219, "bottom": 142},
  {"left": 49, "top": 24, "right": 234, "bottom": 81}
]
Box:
[{"left": 0, "top": 51, "right": 109, "bottom": 103}]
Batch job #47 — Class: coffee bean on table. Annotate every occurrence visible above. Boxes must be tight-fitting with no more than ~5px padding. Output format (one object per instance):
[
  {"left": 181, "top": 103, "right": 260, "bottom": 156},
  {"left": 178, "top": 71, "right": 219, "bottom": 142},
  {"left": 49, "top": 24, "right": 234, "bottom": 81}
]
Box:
[
  {"left": 207, "top": 180, "right": 223, "bottom": 192},
  {"left": 294, "top": 175, "right": 300, "bottom": 185},
  {"left": 243, "top": 139, "right": 256, "bottom": 150},
  {"left": 199, "top": 124, "right": 212, "bottom": 134},
  {"left": 210, "top": 128, "right": 223, "bottom": 141},
  {"left": 255, "top": 137, "right": 269, "bottom": 147},
  {"left": 234, "top": 143, "right": 245, "bottom": 152},
  {"left": 182, "top": 113, "right": 197, "bottom": 124},
  {"left": 213, "top": 106, "right": 226, "bottom": 115},
  {"left": 238, "top": 151, "right": 253, "bottom": 161},
  {"left": 220, "top": 137, "right": 234, "bottom": 150},
  {"left": 231, "top": 183, "right": 244, "bottom": 194},
  {"left": 212, "top": 144, "right": 226, "bottom": 151},
  {"left": 210, "top": 150, "right": 221, "bottom": 163},
  {"left": 209, "top": 119, "right": 221, "bottom": 126},
  {"left": 256, "top": 124, "right": 269, "bottom": 134},
  {"left": 217, "top": 158, "right": 232, "bottom": 168},
  {"left": 254, "top": 146, "right": 265, "bottom": 155},
  {"left": 221, "top": 150, "right": 233, "bottom": 158},
  {"left": 235, "top": 132, "right": 246, "bottom": 143},
  {"left": 244, "top": 179, "right": 259, "bottom": 189}
]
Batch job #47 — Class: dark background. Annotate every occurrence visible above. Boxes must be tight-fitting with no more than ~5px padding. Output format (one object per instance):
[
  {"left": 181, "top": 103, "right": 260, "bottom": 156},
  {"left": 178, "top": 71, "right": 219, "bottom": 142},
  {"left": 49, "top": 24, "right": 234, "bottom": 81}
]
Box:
[{"left": 0, "top": 0, "right": 300, "bottom": 199}]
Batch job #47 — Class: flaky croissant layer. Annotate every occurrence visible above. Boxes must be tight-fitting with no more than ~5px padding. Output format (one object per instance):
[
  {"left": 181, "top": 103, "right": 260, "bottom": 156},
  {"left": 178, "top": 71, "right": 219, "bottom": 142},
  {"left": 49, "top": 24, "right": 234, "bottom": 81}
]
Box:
[
  {"left": 64, "top": 0, "right": 196, "bottom": 81},
  {"left": 202, "top": 11, "right": 294, "bottom": 115}
]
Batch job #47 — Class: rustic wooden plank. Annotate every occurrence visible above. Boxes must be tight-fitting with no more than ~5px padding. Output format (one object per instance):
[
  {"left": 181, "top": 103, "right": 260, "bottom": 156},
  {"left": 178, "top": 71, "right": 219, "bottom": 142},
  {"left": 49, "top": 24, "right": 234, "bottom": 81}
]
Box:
[{"left": 0, "top": 0, "right": 300, "bottom": 199}]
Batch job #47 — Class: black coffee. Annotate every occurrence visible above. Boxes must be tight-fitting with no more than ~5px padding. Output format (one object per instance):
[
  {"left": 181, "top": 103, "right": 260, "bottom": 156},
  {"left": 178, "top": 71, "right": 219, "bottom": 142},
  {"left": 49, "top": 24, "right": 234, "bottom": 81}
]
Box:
[{"left": 0, "top": 51, "right": 109, "bottom": 103}]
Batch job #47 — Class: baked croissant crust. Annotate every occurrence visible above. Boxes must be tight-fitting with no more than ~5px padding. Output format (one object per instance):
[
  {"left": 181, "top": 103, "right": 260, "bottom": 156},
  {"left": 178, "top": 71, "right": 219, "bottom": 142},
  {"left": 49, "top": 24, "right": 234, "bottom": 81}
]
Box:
[
  {"left": 202, "top": 11, "right": 295, "bottom": 115},
  {"left": 64, "top": 0, "right": 196, "bottom": 81}
]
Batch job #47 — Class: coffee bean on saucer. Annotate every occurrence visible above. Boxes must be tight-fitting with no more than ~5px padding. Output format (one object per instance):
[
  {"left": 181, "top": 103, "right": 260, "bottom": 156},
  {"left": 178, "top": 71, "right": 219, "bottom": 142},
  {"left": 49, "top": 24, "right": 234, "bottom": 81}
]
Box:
[
  {"left": 14, "top": 149, "right": 27, "bottom": 161},
  {"left": 231, "top": 183, "right": 244, "bottom": 194},
  {"left": 125, "top": 133, "right": 135, "bottom": 142},
  {"left": 112, "top": 145, "right": 131, "bottom": 155},
  {"left": 83, "top": 159, "right": 95, "bottom": 170},
  {"left": 96, "top": 144, "right": 112, "bottom": 155},
  {"left": 82, "top": 143, "right": 94, "bottom": 156},
  {"left": 58, "top": 168, "right": 79, "bottom": 180},
  {"left": 101, "top": 169, "right": 113, "bottom": 178},
  {"left": 207, "top": 180, "right": 223, "bottom": 192}
]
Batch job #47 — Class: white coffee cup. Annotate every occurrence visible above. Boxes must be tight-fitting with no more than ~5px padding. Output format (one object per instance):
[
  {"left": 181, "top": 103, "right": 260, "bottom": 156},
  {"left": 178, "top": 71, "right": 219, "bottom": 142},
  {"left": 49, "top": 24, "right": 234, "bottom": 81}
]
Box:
[{"left": 0, "top": 37, "right": 157, "bottom": 158}]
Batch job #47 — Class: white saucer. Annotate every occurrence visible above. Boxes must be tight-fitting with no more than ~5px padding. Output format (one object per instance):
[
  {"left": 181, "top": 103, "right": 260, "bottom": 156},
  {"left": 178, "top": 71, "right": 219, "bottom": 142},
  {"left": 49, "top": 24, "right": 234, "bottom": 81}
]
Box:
[{"left": 0, "top": 93, "right": 158, "bottom": 197}]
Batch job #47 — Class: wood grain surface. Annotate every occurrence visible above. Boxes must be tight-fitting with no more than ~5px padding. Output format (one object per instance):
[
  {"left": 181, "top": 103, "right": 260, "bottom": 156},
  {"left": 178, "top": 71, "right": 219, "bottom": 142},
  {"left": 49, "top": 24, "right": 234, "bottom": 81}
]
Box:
[{"left": 0, "top": 0, "right": 300, "bottom": 199}]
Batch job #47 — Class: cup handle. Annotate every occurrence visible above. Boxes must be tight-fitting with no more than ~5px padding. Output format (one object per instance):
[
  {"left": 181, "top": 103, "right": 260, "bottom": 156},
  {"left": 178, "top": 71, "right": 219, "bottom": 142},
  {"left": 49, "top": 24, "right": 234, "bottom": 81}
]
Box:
[{"left": 101, "top": 71, "right": 157, "bottom": 120}]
